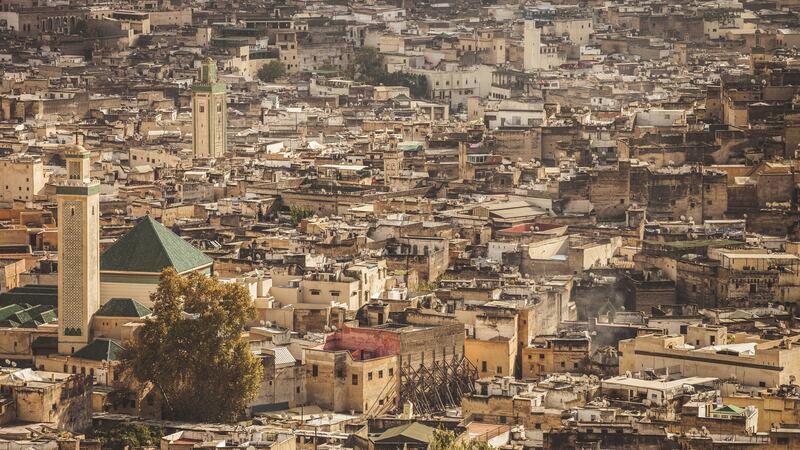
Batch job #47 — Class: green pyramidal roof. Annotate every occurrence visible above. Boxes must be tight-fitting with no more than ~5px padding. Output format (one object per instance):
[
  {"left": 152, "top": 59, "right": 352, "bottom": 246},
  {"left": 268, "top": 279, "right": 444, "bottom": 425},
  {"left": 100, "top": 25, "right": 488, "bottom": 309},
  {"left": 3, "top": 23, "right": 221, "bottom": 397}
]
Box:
[
  {"left": 100, "top": 216, "right": 213, "bottom": 274},
  {"left": 96, "top": 298, "right": 152, "bottom": 318},
  {"left": 73, "top": 338, "right": 124, "bottom": 361}
]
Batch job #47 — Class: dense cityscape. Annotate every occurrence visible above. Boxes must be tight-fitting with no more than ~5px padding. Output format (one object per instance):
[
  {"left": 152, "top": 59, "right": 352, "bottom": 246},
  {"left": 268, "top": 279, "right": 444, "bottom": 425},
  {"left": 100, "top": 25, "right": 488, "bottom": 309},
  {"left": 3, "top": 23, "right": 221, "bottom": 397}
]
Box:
[{"left": 1, "top": 0, "right": 800, "bottom": 448}]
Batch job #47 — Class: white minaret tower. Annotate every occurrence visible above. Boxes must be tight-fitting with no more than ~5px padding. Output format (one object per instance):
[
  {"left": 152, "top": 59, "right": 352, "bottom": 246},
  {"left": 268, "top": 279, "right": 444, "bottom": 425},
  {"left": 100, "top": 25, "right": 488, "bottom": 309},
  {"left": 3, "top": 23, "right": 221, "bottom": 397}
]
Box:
[
  {"left": 57, "top": 146, "right": 100, "bottom": 354},
  {"left": 523, "top": 20, "right": 541, "bottom": 72},
  {"left": 192, "top": 57, "right": 227, "bottom": 159}
]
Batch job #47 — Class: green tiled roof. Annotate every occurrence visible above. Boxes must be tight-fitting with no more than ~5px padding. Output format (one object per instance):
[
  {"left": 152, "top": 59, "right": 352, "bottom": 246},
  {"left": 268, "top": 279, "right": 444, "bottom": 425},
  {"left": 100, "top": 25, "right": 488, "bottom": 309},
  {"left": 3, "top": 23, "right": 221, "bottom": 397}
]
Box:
[
  {"left": 18, "top": 319, "right": 44, "bottom": 328},
  {"left": 30, "top": 305, "right": 57, "bottom": 323},
  {"left": 713, "top": 405, "right": 745, "bottom": 415},
  {"left": 0, "top": 303, "right": 57, "bottom": 328},
  {"left": 72, "top": 338, "right": 124, "bottom": 361},
  {"left": 96, "top": 298, "right": 152, "bottom": 318},
  {"left": 0, "top": 285, "right": 58, "bottom": 307},
  {"left": 100, "top": 216, "right": 213, "bottom": 274},
  {"left": 0, "top": 304, "right": 24, "bottom": 321},
  {"left": 373, "top": 423, "right": 435, "bottom": 444}
]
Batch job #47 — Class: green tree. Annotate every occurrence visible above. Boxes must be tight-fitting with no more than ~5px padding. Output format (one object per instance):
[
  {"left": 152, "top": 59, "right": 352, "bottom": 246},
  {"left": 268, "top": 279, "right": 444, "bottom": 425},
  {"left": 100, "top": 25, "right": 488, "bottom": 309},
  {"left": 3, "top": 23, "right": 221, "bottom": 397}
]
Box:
[
  {"left": 289, "top": 205, "right": 315, "bottom": 226},
  {"left": 316, "top": 63, "right": 340, "bottom": 73},
  {"left": 256, "top": 61, "right": 286, "bottom": 82},
  {"left": 350, "top": 47, "right": 386, "bottom": 82},
  {"left": 349, "top": 47, "right": 429, "bottom": 98},
  {"left": 430, "top": 429, "right": 493, "bottom": 450},
  {"left": 90, "top": 422, "right": 163, "bottom": 450},
  {"left": 121, "top": 268, "right": 263, "bottom": 423},
  {"left": 72, "top": 19, "right": 104, "bottom": 38}
]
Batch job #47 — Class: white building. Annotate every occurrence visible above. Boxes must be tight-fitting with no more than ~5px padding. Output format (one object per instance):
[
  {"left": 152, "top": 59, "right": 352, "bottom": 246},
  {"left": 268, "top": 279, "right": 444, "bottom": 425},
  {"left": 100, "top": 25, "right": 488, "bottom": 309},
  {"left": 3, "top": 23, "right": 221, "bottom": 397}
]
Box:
[
  {"left": 409, "top": 63, "right": 493, "bottom": 110},
  {"left": 0, "top": 154, "right": 45, "bottom": 204}
]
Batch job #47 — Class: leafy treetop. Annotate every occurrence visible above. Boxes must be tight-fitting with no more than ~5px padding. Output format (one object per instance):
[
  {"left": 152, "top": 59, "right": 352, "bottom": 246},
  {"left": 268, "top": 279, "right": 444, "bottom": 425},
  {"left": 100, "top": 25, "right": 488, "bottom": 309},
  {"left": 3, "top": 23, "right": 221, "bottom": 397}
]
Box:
[{"left": 121, "top": 267, "right": 263, "bottom": 423}]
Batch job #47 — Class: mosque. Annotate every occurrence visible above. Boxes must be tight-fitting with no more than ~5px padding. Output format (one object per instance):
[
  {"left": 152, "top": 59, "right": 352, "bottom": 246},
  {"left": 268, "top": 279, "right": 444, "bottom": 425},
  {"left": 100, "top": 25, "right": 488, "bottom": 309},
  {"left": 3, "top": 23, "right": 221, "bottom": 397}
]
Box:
[{"left": 28, "top": 145, "right": 212, "bottom": 383}]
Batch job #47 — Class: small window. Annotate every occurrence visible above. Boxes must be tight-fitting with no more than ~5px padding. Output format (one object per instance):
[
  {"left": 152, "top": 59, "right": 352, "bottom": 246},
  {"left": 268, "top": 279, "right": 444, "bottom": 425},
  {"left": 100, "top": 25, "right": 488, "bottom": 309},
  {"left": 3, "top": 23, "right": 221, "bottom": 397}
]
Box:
[
  {"left": 368, "top": 372, "right": 373, "bottom": 381},
  {"left": 312, "top": 364, "right": 318, "bottom": 377},
  {"left": 351, "top": 374, "right": 358, "bottom": 385},
  {"left": 481, "top": 361, "right": 487, "bottom": 372},
  {"left": 378, "top": 370, "right": 384, "bottom": 379}
]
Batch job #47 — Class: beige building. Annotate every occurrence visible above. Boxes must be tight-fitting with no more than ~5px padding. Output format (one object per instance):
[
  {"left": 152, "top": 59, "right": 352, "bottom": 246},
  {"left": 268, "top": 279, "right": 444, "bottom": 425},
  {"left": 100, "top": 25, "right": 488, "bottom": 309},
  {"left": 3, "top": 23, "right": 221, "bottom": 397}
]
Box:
[
  {"left": 724, "top": 386, "right": 800, "bottom": 432},
  {"left": 523, "top": 21, "right": 564, "bottom": 71},
  {"left": 522, "top": 333, "right": 590, "bottom": 379},
  {"left": 250, "top": 346, "right": 306, "bottom": 413},
  {"left": 305, "top": 338, "right": 398, "bottom": 415},
  {"left": 304, "top": 321, "right": 466, "bottom": 415},
  {"left": 0, "top": 154, "right": 45, "bottom": 204},
  {"left": 161, "top": 430, "right": 296, "bottom": 450},
  {"left": 619, "top": 325, "right": 800, "bottom": 388},
  {"left": 0, "top": 368, "right": 91, "bottom": 431},
  {"left": 465, "top": 309, "right": 518, "bottom": 378},
  {"left": 129, "top": 147, "right": 183, "bottom": 169},
  {"left": 300, "top": 272, "right": 361, "bottom": 310},
  {"left": 270, "top": 262, "right": 388, "bottom": 311},
  {"left": 714, "top": 250, "right": 800, "bottom": 306},
  {"left": 408, "top": 63, "right": 493, "bottom": 110},
  {"left": 462, "top": 376, "right": 594, "bottom": 431}
]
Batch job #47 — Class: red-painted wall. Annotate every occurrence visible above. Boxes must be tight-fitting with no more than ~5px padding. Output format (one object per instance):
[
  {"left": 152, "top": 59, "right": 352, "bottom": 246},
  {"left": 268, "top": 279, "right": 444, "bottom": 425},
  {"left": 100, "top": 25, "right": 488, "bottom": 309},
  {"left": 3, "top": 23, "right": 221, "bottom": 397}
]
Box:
[{"left": 323, "top": 326, "right": 401, "bottom": 359}]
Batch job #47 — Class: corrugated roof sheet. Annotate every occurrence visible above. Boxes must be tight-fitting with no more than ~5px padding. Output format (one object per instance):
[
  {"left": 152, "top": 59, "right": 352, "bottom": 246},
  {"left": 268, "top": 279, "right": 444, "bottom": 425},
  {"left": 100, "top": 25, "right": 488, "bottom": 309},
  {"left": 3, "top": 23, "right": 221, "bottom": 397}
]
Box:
[{"left": 270, "top": 346, "right": 296, "bottom": 366}]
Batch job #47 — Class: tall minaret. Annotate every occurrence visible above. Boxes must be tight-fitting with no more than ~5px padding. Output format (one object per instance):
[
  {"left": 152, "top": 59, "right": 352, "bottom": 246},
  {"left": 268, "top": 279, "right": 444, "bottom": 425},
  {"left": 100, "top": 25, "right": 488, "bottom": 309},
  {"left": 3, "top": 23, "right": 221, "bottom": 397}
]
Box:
[
  {"left": 57, "top": 146, "right": 100, "bottom": 355},
  {"left": 523, "top": 20, "right": 541, "bottom": 72},
  {"left": 192, "top": 57, "right": 227, "bottom": 159}
]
